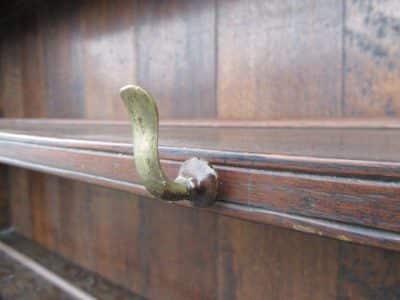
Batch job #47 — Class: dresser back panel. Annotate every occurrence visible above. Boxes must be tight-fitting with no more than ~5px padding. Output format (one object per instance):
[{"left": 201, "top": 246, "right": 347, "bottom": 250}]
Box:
[
  {"left": 1, "top": 1, "right": 400, "bottom": 299},
  {"left": 1, "top": 0, "right": 399, "bottom": 120}
]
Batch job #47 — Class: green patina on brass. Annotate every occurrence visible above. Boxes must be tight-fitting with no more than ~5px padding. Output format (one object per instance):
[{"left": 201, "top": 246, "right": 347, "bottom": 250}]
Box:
[
  {"left": 120, "top": 85, "right": 190, "bottom": 200},
  {"left": 120, "top": 85, "right": 218, "bottom": 206}
]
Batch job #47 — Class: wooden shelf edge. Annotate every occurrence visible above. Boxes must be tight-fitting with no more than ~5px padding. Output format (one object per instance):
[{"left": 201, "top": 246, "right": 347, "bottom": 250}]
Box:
[
  {"left": 0, "top": 140, "right": 400, "bottom": 252},
  {"left": 3, "top": 118, "right": 400, "bottom": 128},
  {"left": 1, "top": 131, "right": 400, "bottom": 181}
]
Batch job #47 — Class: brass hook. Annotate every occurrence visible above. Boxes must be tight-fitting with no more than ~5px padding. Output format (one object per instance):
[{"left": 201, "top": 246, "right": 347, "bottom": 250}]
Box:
[{"left": 120, "top": 85, "right": 218, "bottom": 207}]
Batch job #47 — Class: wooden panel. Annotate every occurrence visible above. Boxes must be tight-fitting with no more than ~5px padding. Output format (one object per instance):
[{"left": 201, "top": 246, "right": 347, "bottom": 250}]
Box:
[
  {"left": 132, "top": 196, "right": 218, "bottom": 299},
  {"left": 8, "top": 171, "right": 400, "bottom": 300},
  {"left": 19, "top": 174, "right": 218, "bottom": 299},
  {"left": 2, "top": 120, "right": 400, "bottom": 237},
  {"left": 0, "top": 0, "right": 216, "bottom": 120},
  {"left": 1, "top": 138, "right": 400, "bottom": 250},
  {"left": 2, "top": 0, "right": 400, "bottom": 120},
  {"left": 1, "top": 1, "right": 400, "bottom": 298},
  {"left": 135, "top": 0, "right": 217, "bottom": 119},
  {"left": 80, "top": 0, "right": 136, "bottom": 119},
  {"left": 86, "top": 185, "right": 141, "bottom": 289},
  {"left": 217, "top": 0, "right": 343, "bottom": 119},
  {"left": 337, "top": 242, "right": 400, "bottom": 299},
  {"left": 0, "top": 164, "right": 9, "bottom": 228},
  {"left": 344, "top": 0, "right": 400, "bottom": 117},
  {"left": 217, "top": 216, "right": 338, "bottom": 299},
  {"left": 9, "top": 168, "right": 32, "bottom": 239},
  {"left": 0, "top": 23, "right": 24, "bottom": 118},
  {"left": 39, "top": 1, "right": 84, "bottom": 118},
  {"left": 19, "top": 7, "right": 46, "bottom": 117}
]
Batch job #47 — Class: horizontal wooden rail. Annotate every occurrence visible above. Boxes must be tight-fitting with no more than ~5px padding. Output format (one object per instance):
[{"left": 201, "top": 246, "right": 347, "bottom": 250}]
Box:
[{"left": 1, "top": 119, "right": 400, "bottom": 251}]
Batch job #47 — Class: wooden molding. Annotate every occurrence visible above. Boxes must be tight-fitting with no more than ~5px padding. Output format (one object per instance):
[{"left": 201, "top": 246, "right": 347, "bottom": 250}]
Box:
[{"left": 1, "top": 119, "right": 400, "bottom": 251}]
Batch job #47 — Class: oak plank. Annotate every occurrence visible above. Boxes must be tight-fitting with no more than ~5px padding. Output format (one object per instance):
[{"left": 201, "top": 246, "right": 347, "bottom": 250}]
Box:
[
  {"left": 9, "top": 168, "right": 32, "bottom": 239},
  {"left": 217, "top": 0, "right": 343, "bottom": 119},
  {"left": 344, "top": 0, "right": 400, "bottom": 117},
  {"left": 39, "top": 1, "right": 85, "bottom": 118},
  {"left": 80, "top": 0, "right": 136, "bottom": 120},
  {"left": 0, "top": 164, "right": 9, "bottom": 228},
  {"left": 9, "top": 173, "right": 400, "bottom": 300},
  {"left": 135, "top": 0, "right": 217, "bottom": 119}
]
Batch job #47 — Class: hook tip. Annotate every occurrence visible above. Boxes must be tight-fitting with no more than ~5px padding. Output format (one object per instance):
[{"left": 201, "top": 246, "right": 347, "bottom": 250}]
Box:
[
  {"left": 120, "top": 84, "right": 140, "bottom": 96},
  {"left": 120, "top": 85, "right": 153, "bottom": 101}
]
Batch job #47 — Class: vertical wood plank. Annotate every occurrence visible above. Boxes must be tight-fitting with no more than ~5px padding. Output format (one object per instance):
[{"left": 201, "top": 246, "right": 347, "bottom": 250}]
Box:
[
  {"left": 19, "top": 9, "right": 47, "bottom": 117},
  {"left": 2, "top": 1, "right": 400, "bottom": 299},
  {"left": 40, "top": 174, "right": 61, "bottom": 251},
  {"left": 8, "top": 173, "right": 400, "bottom": 300},
  {"left": 39, "top": 1, "right": 85, "bottom": 118},
  {"left": 0, "top": 39, "right": 3, "bottom": 118},
  {"left": 30, "top": 171, "right": 47, "bottom": 245},
  {"left": 135, "top": 0, "right": 217, "bottom": 119},
  {"left": 217, "top": 0, "right": 343, "bottom": 119},
  {"left": 0, "top": 164, "right": 9, "bottom": 228},
  {"left": 55, "top": 178, "right": 92, "bottom": 269},
  {"left": 86, "top": 185, "right": 141, "bottom": 288},
  {"left": 344, "top": 0, "right": 400, "bottom": 117},
  {"left": 0, "top": 36, "right": 8, "bottom": 227},
  {"left": 9, "top": 168, "right": 32, "bottom": 239},
  {"left": 142, "top": 199, "right": 217, "bottom": 299},
  {"left": 0, "top": 24, "right": 24, "bottom": 117},
  {"left": 217, "top": 217, "right": 338, "bottom": 300},
  {"left": 337, "top": 242, "right": 400, "bottom": 299},
  {"left": 80, "top": 0, "right": 136, "bottom": 120}
]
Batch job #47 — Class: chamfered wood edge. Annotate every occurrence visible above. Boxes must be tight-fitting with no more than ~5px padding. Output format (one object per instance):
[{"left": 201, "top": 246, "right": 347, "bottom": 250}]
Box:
[
  {"left": 0, "top": 140, "right": 399, "bottom": 252},
  {"left": 3, "top": 118, "right": 400, "bottom": 128},
  {"left": 1, "top": 131, "right": 400, "bottom": 181}
]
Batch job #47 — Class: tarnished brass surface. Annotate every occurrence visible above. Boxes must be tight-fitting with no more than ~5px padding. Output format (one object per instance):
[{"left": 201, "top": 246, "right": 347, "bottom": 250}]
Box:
[{"left": 120, "top": 85, "right": 217, "bottom": 206}]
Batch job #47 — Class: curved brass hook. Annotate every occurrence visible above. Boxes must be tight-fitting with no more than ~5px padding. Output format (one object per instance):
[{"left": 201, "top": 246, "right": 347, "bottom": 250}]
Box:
[{"left": 120, "top": 85, "right": 218, "bottom": 207}]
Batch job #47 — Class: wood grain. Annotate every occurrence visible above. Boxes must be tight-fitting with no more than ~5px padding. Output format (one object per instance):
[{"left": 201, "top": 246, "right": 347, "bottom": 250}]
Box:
[
  {"left": 135, "top": 0, "right": 217, "bottom": 119},
  {"left": 0, "top": 164, "right": 9, "bottom": 228},
  {"left": 2, "top": 0, "right": 400, "bottom": 120},
  {"left": 19, "top": 7, "right": 46, "bottom": 117},
  {"left": 9, "top": 168, "right": 32, "bottom": 239},
  {"left": 0, "top": 22, "right": 24, "bottom": 118},
  {"left": 80, "top": 0, "right": 136, "bottom": 119},
  {"left": 39, "top": 1, "right": 85, "bottom": 118},
  {"left": 344, "top": 0, "right": 400, "bottom": 117},
  {"left": 217, "top": 0, "right": 343, "bottom": 119},
  {"left": 1, "top": 119, "right": 400, "bottom": 178},
  {"left": 8, "top": 172, "right": 400, "bottom": 300},
  {"left": 1, "top": 132, "right": 400, "bottom": 249},
  {"left": 1, "top": 0, "right": 400, "bottom": 298}
]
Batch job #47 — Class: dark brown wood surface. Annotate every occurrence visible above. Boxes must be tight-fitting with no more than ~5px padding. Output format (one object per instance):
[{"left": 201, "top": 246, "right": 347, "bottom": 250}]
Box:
[
  {"left": 1, "top": 0, "right": 400, "bottom": 121},
  {"left": 217, "top": 0, "right": 343, "bottom": 119},
  {"left": 1, "top": 119, "right": 400, "bottom": 163},
  {"left": 0, "top": 164, "right": 9, "bottom": 228},
  {"left": 344, "top": 1, "right": 400, "bottom": 117},
  {"left": 1, "top": 120, "right": 400, "bottom": 250},
  {"left": 1, "top": 0, "right": 400, "bottom": 299},
  {"left": 5, "top": 171, "right": 400, "bottom": 300}
]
